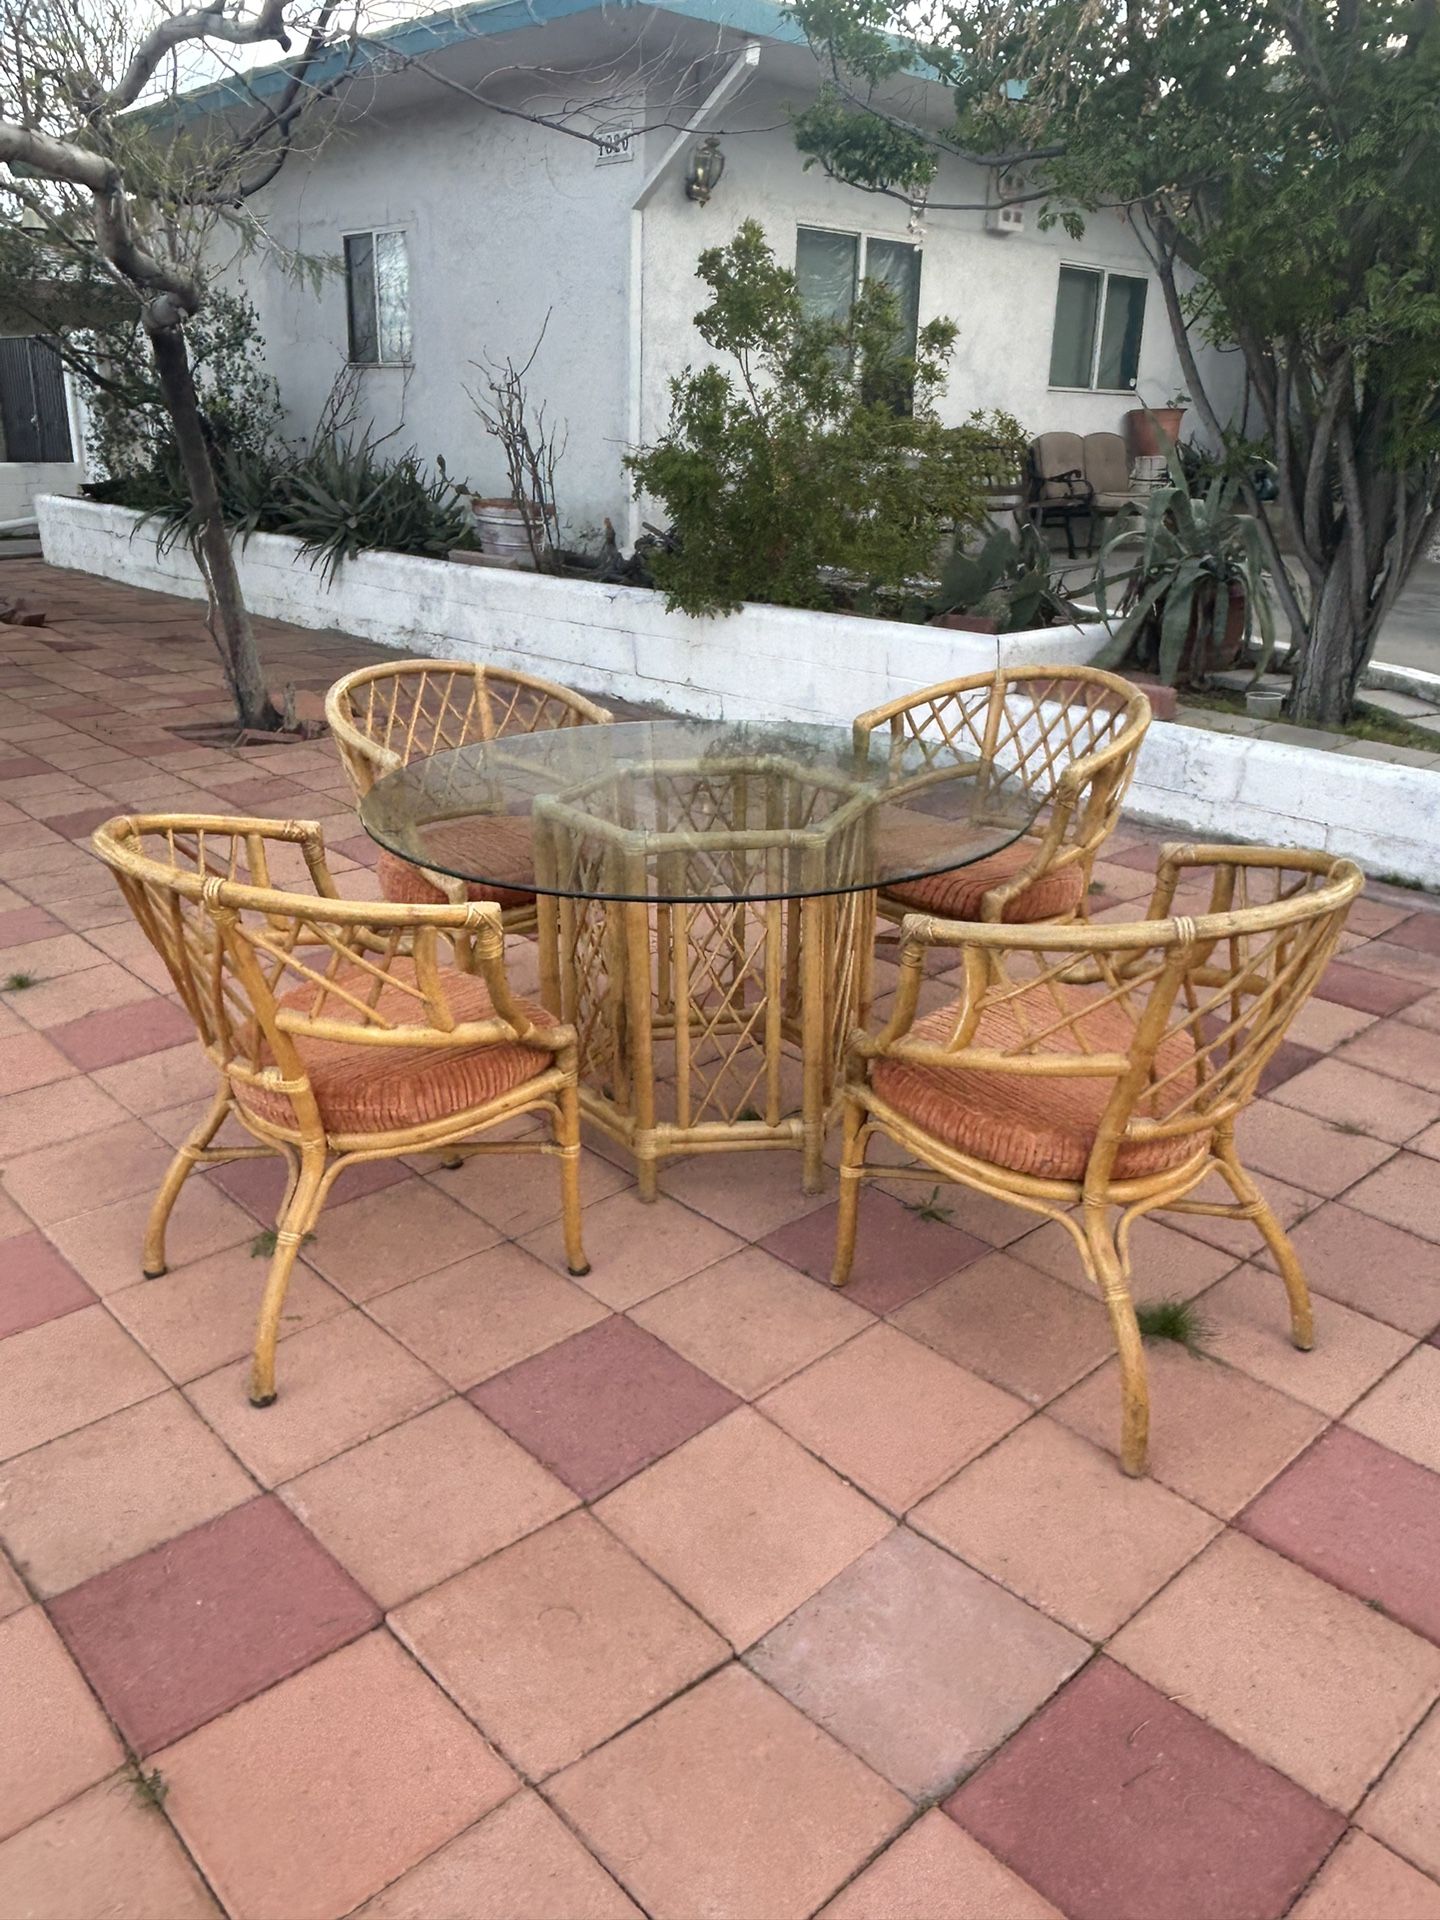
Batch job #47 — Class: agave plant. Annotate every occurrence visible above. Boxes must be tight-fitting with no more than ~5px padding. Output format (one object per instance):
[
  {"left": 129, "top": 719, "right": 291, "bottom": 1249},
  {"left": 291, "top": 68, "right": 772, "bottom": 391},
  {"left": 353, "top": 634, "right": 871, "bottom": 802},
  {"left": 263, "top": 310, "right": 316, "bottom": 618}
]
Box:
[
  {"left": 931, "top": 523, "right": 1074, "bottom": 632},
  {"left": 1092, "top": 454, "right": 1276, "bottom": 686},
  {"left": 274, "top": 439, "right": 474, "bottom": 584}
]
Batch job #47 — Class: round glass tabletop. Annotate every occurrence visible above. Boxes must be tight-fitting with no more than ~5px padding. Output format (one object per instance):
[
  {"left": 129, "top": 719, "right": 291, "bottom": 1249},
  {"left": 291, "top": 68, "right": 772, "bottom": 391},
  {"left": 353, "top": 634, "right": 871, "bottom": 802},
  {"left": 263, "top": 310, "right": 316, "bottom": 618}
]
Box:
[{"left": 359, "top": 716, "right": 1041, "bottom": 905}]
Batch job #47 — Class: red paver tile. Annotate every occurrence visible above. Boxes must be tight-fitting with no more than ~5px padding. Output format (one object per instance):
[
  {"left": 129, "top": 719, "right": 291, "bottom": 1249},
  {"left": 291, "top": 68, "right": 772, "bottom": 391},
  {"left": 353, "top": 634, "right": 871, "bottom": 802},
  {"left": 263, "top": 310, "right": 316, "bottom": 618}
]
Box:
[
  {"left": 394, "top": 1511, "right": 726, "bottom": 1776},
  {"left": 158, "top": 1631, "right": 515, "bottom": 1920},
  {"left": 0, "top": 1304, "right": 165, "bottom": 1460},
  {"left": 548, "top": 1663, "right": 907, "bottom": 1920},
  {"left": 1345, "top": 1346, "right": 1440, "bottom": 1472},
  {"left": 660, "top": 1147, "right": 834, "bottom": 1237},
  {"left": 1014, "top": 1212, "right": 1237, "bottom": 1304},
  {"left": 1050, "top": 1344, "right": 1326, "bottom": 1517},
  {"left": 353, "top": 1791, "right": 641, "bottom": 1920},
  {"left": 302, "top": 1180, "right": 503, "bottom": 1302},
  {"left": 1111, "top": 1531, "right": 1440, "bottom": 1807},
  {"left": 370, "top": 1244, "right": 609, "bottom": 1390},
  {"left": 1264, "top": 1202, "right": 1440, "bottom": 1335},
  {"left": 519, "top": 1186, "right": 742, "bottom": 1306},
  {"left": 0, "top": 1389, "right": 253, "bottom": 1598},
  {"left": 627, "top": 1246, "right": 870, "bottom": 1398},
  {"left": 914, "top": 1417, "right": 1219, "bottom": 1638},
  {"left": 2, "top": 1118, "right": 176, "bottom": 1225},
  {"left": 0, "top": 1606, "right": 124, "bottom": 1842},
  {"left": 760, "top": 1323, "right": 1027, "bottom": 1512},
  {"left": 1345, "top": 1152, "right": 1440, "bottom": 1242},
  {"left": 1290, "top": 1831, "right": 1440, "bottom": 1920},
  {"left": 0, "top": 1774, "right": 221, "bottom": 1920},
  {"left": 748, "top": 1528, "right": 1085, "bottom": 1798},
  {"left": 818, "top": 1809, "right": 1061, "bottom": 1919},
  {"left": 184, "top": 1310, "right": 446, "bottom": 1485},
  {"left": 1232, "top": 1100, "right": 1395, "bottom": 1195},
  {"left": 947, "top": 1658, "right": 1344, "bottom": 1920},
  {"left": 761, "top": 1190, "right": 989, "bottom": 1312},
  {"left": 0, "top": 1028, "right": 70, "bottom": 1094},
  {"left": 595, "top": 1407, "right": 892, "bottom": 1648},
  {"left": 1387, "top": 913, "right": 1440, "bottom": 958},
  {"left": 1316, "top": 959, "right": 1428, "bottom": 1016},
  {"left": 42, "top": 802, "right": 130, "bottom": 839},
  {"left": 1359, "top": 1704, "right": 1440, "bottom": 1880},
  {"left": 51, "top": 1493, "right": 379, "bottom": 1752},
  {"left": 0, "top": 1231, "right": 94, "bottom": 1340},
  {"left": 282, "top": 1399, "right": 575, "bottom": 1609},
  {"left": 470, "top": 1314, "right": 737, "bottom": 1499},
  {"left": 1243, "top": 1427, "right": 1440, "bottom": 1645},
  {"left": 1201, "top": 1267, "right": 1415, "bottom": 1414},
  {"left": 892, "top": 1251, "right": 1113, "bottom": 1406}
]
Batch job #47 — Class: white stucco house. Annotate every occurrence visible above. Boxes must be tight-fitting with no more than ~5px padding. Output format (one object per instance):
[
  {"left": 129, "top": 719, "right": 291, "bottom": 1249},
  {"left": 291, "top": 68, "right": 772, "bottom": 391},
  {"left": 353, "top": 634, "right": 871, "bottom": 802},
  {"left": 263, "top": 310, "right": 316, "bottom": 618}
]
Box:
[{"left": 206, "top": 0, "right": 1242, "bottom": 542}]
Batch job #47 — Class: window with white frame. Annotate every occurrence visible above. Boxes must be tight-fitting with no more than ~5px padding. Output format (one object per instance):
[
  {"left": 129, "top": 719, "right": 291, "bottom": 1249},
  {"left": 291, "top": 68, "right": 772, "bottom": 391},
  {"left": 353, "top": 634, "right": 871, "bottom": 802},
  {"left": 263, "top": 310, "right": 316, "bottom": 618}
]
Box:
[
  {"left": 1048, "top": 265, "right": 1147, "bottom": 391},
  {"left": 344, "top": 229, "right": 411, "bottom": 365},
  {"left": 795, "top": 226, "right": 922, "bottom": 355}
]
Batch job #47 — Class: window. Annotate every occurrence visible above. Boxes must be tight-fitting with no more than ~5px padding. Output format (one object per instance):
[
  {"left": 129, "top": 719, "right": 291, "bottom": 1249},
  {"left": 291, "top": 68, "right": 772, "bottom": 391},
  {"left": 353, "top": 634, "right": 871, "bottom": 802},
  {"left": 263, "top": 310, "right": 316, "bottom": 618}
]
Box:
[
  {"left": 1048, "top": 265, "right": 1147, "bottom": 391},
  {"left": 0, "top": 336, "right": 72, "bottom": 462},
  {"left": 344, "top": 229, "right": 411, "bottom": 365},
  {"left": 795, "top": 227, "right": 922, "bottom": 411}
]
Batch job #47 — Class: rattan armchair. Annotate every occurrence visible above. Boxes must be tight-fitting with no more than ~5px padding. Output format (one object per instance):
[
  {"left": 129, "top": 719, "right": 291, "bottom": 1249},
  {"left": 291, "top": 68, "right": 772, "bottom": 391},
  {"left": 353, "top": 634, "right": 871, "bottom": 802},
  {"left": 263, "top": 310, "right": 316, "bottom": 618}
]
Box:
[
  {"left": 326, "top": 661, "right": 612, "bottom": 932},
  {"left": 832, "top": 845, "right": 1362, "bottom": 1475},
  {"left": 855, "top": 666, "right": 1151, "bottom": 929},
  {"left": 93, "top": 814, "right": 589, "bottom": 1408}
]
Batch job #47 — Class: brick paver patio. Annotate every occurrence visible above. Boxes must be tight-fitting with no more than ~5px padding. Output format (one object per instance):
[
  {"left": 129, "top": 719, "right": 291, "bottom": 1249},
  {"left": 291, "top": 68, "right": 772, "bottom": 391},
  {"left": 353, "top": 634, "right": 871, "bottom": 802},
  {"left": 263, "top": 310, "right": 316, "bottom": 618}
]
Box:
[{"left": 3, "top": 559, "right": 1440, "bottom": 1919}]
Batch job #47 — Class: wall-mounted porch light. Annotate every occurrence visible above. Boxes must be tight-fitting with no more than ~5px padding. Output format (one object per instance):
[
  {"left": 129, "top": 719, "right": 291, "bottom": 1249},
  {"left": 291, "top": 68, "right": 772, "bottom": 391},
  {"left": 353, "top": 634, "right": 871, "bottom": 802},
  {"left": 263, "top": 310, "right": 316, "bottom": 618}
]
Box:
[{"left": 684, "top": 135, "right": 726, "bottom": 205}]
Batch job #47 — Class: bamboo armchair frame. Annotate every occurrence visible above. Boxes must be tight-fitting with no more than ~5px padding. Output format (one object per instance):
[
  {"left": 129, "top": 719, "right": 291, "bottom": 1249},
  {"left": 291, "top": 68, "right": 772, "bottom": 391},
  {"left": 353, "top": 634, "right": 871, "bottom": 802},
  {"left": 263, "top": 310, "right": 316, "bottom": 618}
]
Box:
[
  {"left": 326, "top": 660, "right": 612, "bottom": 933},
  {"left": 93, "top": 813, "right": 588, "bottom": 1408},
  {"left": 832, "top": 844, "right": 1362, "bottom": 1474},
  {"left": 854, "top": 665, "right": 1151, "bottom": 925}
]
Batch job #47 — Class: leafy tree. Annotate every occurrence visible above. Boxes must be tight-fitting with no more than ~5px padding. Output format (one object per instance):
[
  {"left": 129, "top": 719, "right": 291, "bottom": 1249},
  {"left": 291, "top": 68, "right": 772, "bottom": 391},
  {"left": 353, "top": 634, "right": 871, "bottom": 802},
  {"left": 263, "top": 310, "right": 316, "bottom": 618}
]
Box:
[
  {"left": 790, "top": 0, "right": 1440, "bottom": 724},
  {"left": 628, "top": 220, "right": 994, "bottom": 615}
]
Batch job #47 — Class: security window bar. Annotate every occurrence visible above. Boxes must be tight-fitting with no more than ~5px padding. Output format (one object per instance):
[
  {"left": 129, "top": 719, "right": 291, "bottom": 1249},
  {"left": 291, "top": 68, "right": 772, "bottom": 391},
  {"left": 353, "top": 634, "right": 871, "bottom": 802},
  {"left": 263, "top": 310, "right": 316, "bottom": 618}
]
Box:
[
  {"left": 1049, "top": 265, "right": 1147, "bottom": 391},
  {"left": 344, "top": 230, "right": 411, "bottom": 366}
]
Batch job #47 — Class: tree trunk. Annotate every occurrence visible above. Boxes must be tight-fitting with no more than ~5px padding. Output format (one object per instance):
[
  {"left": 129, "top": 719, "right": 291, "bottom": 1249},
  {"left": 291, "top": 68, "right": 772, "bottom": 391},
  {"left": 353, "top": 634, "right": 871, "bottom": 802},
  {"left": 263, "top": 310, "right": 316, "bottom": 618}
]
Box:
[
  {"left": 1286, "top": 549, "right": 1379, "bottom": 726},
  {"left": 144, "top": 317, "right": 281, "bottom": 733}
]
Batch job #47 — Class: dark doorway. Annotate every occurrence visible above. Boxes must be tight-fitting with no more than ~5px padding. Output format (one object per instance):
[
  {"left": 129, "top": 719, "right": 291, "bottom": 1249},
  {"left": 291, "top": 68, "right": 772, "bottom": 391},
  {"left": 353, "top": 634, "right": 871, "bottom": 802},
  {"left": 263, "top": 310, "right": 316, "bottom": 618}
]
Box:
[{"left": 0, "top": 336, "right": 73, "bottom": 463}]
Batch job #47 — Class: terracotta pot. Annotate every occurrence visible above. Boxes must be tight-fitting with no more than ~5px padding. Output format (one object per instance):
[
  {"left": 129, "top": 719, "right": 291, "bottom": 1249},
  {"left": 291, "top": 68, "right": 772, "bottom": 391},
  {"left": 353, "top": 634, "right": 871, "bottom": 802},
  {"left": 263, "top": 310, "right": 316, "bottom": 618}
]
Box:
[
  {"left": 1172, "top": 579, "right": 1247, "bottom": 682},
  {"left": 1125, "top": 407, "right": 1185, "bottom": 458}
]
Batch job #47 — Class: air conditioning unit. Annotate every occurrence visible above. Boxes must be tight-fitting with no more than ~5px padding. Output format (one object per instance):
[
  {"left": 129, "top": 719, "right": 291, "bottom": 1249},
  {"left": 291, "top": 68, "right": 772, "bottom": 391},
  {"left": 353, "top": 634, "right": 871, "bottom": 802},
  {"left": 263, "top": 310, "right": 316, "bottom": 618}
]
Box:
[{"left": 985, "top": 202, "right": 1025, "bottom": 235}]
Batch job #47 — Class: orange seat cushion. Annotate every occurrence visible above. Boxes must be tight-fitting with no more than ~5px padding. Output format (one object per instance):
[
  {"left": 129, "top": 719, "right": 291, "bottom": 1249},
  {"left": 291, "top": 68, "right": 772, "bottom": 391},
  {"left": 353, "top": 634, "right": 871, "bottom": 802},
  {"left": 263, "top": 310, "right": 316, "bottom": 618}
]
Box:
[
  {"left": 236, "top": 960, "right": 557, "bottom": 1136},
  {"left": 375, "top": 812, "right": 535, "bottom": 913},
  {"left": 871, "top": 987, "right": 1197, "bottom": 1182},
  {"left": 884, "top": 839, "right": 1085, "bottom": 924}
]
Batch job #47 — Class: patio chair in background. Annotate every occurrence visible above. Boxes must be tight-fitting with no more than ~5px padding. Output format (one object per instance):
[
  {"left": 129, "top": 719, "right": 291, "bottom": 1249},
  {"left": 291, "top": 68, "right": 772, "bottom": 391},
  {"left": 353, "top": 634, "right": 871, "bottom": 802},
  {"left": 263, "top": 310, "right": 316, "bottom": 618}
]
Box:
[
  {"left": 831, "top": 844, "right": 1362, "bottom": 1475},
  {"left": 326, "top": 661, "right": 612, "bottom": 932},
  {"left": 856, "top": 666, "right": 1151, "bottom": 929},
  {"left": 93, "top": 814, "right": 589, "bottom": 1408},
  {"left": 1027, "top": 430, "right": 1138, "bottom": 555}
]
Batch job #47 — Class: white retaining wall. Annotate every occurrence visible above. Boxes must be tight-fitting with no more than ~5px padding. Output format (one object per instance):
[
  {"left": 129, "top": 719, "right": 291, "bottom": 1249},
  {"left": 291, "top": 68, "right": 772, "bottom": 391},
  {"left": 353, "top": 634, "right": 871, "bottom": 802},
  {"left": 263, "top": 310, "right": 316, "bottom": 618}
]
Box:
[{"left": 36, "top": 493, "right": 1440, "bottom": 887}]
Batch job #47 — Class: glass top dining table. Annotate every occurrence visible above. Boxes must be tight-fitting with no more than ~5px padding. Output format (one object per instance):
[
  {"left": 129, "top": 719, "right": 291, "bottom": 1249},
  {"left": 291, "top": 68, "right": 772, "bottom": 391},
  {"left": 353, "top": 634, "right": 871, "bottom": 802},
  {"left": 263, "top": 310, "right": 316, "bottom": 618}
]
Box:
[{"left": 359, "top": 716, "right": 1041, "bottom": 904}]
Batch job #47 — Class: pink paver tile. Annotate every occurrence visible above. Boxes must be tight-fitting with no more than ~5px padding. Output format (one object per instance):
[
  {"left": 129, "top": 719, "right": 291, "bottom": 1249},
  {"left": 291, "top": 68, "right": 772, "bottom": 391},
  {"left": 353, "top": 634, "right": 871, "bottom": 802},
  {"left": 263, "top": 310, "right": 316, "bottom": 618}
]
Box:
[
  {"left": 947, "top": 1658, "right": 1345, "bottom": 1920},
  {"left": 1345, "top": 1346, "right": 1440, "bottom": 1472},
  {"left": 818, "top": 1809, "right": 1061, "bottom": 1920},
  {"left": 1161, "top": 1168, "right": 1320, "bottom": 1260},
  {"left": 1, "top": 1118, "right": 176, "bottom": 1225},
  {"left": 1287, "top": 995, "right": 1380, "bottom": 1050},
  {"left": 660, "top": 1147, "right": 835, "bottom": 1237},
  {"left": 301, "top": 1180, "right": 503, "bottom": 1302},
  {"left": 1272, "top": 1055, "right": 1440, "bottom": 1144},
  {"left": 353, "top": 1791, "right": 641, "bottom": 1920},
  {"left": 759, "top": 1323, "right": 1027, "bottom": 1512},
  {"left": 208, "top": 1145, "right": 409, "bottom": 1220},
  {"left": 1388, "top": 912, "right": 1440, "bottom": 957},
  {"left": 520, "top": 1185, "right": 742, "bottom": 1306},
  {"left": 158, "top": 1630, "right": 515, "bottom": 1920},
  {"left": 8, "top": 961, "right": 155, "bottom": 1029},
  {"left": 110, "top": 1240, "right": 344, "bottom": 1383},
  {"left": 1289, "top": 1831, "right": 1440, "bottom": 1920},
  {"left": 0, "top": 1606, "right": 124, "bottom": 1842},
  {"left": 1013, "top": 1212, "right": 1237, "bottom": 1304},
  {"left": 394, "top": 1512, "right": 727, "bottom": 1776},
  {"left": 1243, "top": 1427, "right": 1440, "bottom": 1646},
  {"left": 1316, "top": 958, "right": 1428, "bottom": 1016},
  {"left": 0, "top": 930, "right": 111, "bottom": 979},
  {"left": 370, "top": 1244, "right": 609, "bottom": 1390},
  {"left": 0, "top": 1775, "right": 222, "bottom": 1918},
  {"left": 1345, "top": 1152, "right": 1440, "bottom": 1242},
  {"left": 892, "top": 1251, "right": 1113, "bottom": 1406},
  {"left": 0, "top": 1389, "right": 254, "bottom": 1598},
  {"left": 282, "top": 1399, "right": 575, "bottom": 1609},
  {"left": 0, "top": 1553, "right": 26, "bottom": 1619},
  {"left": 1414, "top": 1120, "right": 1440, "bottom": 1161},
  {"left": 0, "top": 1028, "right": 71, "bottom": 1094},
  {"left": 51, "top": 1494, "right": 379, "bottom": 1753},
  {"left": 45, "top": 1180, "right": 257, "bottom": 1297},
  {"left": 1400, "top": 989, "right": 1440, "bottom": 1035},
  {"left": 0, "top": 1230, "right": 94, "bottom": 1340},
  {"left": 184, "top": 1310, "right": 447, "bottom": 1485},
  {"left": 1050, "top": 1345, "right": 1326, "bottom": 1517},
  {"left": 1201, "top": 1267, "right": 1415, "bottom": 1414},
  {"left": 433, "top": 1141, "right": 632, "bottom": 1237},
  {"left": 0, "top": 1304, "right": 165, "bottom": 1460},
  {"left": 914, "top": 1417, "right": 1219, "bottom": 1639},
  {"left": 1264, "top": 1203, "right": 1440, "bottom": 1334},
  {"left": 548, "top": 1662, "right": 907, "bottom": 1920},
  {"left": 92, "top": 1041, "right": 219, "bottom": 1115},
  {"left": 46, "top": 996, "right": 196, "bottom": 1072},
  {"left": 470, "top": 1314, "right": 737, "bottom": 1499},
  {"left": 1111, "top": 1531, "right": 1440, "bottom": 1808},
  {"left": 628, "top": 1246, "right": 870, "bottom": 1398},
  {"left": 1342, "top": 1025, "right": 1440, "bottom": 1100},
  {"left": 1359, "top": 1705, "right": 1440, "bottom": 1880},
  {"left": 0, "top": 1073, "right": 127, "bottom": 1159},
  {"left": 595, "top": 1407, "right": 892, "bottom": 1648},
  {"left": 0, "top": 905, "right": 65, "bottom": 948},
  {"left": 1232, "top": 1100, "right": 1396, "bottom": 1195},
  {"left": 761, "top": 1190, "right": 989, "bottom": 1313},
  {"left": 748, "top": 1528, "right": 1086, "bottom": 1798},
  {"left": 1357, "top": 940, "right": 1440, "bottom": 987}
]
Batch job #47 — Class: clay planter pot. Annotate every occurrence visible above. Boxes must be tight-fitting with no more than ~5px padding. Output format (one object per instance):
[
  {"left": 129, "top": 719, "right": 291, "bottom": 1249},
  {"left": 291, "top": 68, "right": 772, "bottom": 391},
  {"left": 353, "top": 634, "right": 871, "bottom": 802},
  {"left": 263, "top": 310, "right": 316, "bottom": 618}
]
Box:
[
  {"left": 469, "top": 497, "right": 555, "bottom": 562},
  {"left": 1125, "top": 407, "right": 1185, "bottom": 458}
]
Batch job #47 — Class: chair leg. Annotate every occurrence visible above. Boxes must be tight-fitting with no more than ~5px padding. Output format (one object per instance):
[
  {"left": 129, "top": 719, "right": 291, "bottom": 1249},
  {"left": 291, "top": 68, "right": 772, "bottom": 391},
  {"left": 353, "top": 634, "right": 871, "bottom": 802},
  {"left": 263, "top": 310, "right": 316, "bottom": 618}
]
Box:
[
  {"left": 143, "top": 1084, "right": 232, "bottom": 1279},
  {"left": 1215, "top": 1133, "right": 1313, "bottom": 1350},
  {"left": 830, "top": 1098, "right": 867, "bottom": 1287},
  {"left": 1083, "top": 1203, "right": 1149, "bottom": 1476},
  {"left": 555, "top": 1065, "right": 591, "bottom": 1278},
  {"left": 249, "top": 1146, "right": 327, "bottom": 1408}
]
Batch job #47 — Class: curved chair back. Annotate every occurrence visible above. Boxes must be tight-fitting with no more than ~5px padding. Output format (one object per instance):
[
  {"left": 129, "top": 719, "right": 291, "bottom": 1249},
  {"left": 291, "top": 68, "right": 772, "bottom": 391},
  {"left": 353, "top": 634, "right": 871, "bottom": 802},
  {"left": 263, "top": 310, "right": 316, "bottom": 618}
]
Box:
[{"left": 326, "top": 661, "right": 611, "bottom": 802}]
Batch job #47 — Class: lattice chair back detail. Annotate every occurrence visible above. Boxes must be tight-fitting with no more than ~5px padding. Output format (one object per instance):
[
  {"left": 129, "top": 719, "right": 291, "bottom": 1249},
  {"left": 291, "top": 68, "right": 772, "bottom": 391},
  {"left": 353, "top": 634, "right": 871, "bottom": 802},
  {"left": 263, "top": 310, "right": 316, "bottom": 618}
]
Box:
[
  {"left": 833, "top": 844, "right": 1363, "bottom": 1475},
  {"left": 92, "top": 813, "right": 588, "bottom": 1408},
  {"left": 855, "top": 665, "right": 1151, "bottom": 925}
]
